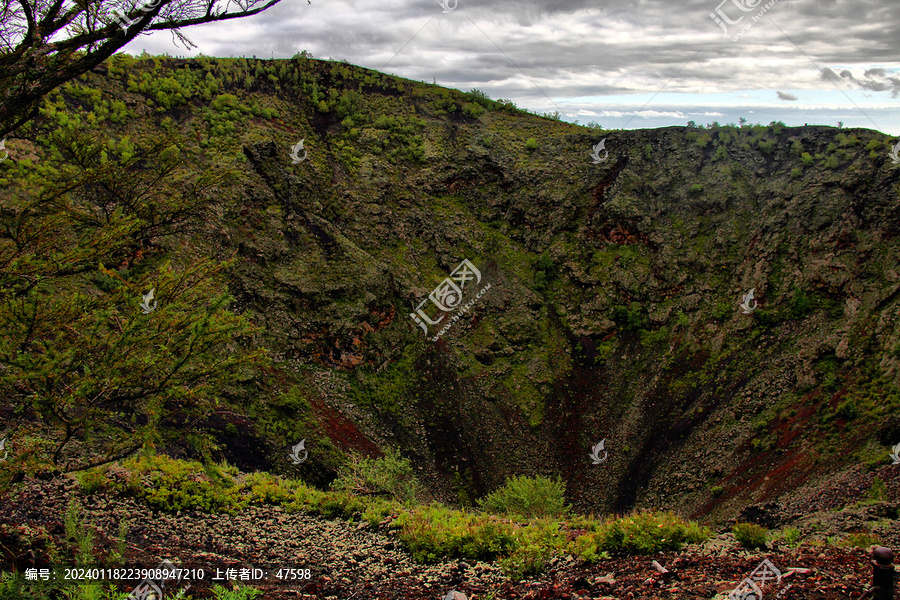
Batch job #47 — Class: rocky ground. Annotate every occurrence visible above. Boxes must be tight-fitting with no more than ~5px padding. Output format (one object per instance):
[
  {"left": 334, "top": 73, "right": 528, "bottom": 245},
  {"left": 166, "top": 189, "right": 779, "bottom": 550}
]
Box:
[{"left": 0, "top": 476, "right": 895, "bottom": 599}]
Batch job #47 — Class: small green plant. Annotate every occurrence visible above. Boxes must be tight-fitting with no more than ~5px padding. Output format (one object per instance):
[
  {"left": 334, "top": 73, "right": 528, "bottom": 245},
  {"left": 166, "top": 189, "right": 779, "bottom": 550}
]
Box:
[
  {"left": 478, "top": 475, "right": 569, "bottom": 519},
  {"left": 330, "top": 448, "right": 425, "bottom": 504},
  {"left": 612, "top": 302, "right": 650, "bottom": 332},
  {"left": 733, "top": 522, "right": 768, "bottom": 549},
  {"left": 781, "top": 526, "right": 801, "bottom": 548},
  {"left": 851, "top": 476, "right": 891, "bottom": 509},
  {"left": 462, "top": 102, "right": 484, "bottom": 118},
  {"left": 59, "top": 498, "right": 132, "bottom": 600},
  {"left": 524, "top": 137, "right": 538, "bottom": 152},
  {"left": 866, "top": 476, "right": 889, "bottom": 502},
  {"left": 710, "top": 485, "right": 724, "bottom": 497},
  {"left": 757, "top": 138, "right": 776, "bottom": 154},
  {"left": 109, "top": 520, "right": 129, "bottom": 565},
  {"left": 689, "top": 183, "right": 703, "bottom": 194},
  {"left": 787, "top": 287, "right": 812, "bottom": 318},
  {"left": 212, "top": 583, "right": 263, "bottom": 599},
  {"left": 828, "top": 531, "right": 880, "bottom": 548},
  {"left": 711, "top": 300, "right": 733, "bottom": 321}
]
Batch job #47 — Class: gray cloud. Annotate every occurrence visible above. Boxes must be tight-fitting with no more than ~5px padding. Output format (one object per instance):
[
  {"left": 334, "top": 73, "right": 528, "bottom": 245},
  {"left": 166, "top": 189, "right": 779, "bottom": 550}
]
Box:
[
  {"left": 820, "top": 67, "right": 900, "bottom": 98},
  {"left": 777, "top": 91, "right": 798, "bottom": 101},
  {"left": 122, "top": 0, "right": 900, "bottom": 133}
]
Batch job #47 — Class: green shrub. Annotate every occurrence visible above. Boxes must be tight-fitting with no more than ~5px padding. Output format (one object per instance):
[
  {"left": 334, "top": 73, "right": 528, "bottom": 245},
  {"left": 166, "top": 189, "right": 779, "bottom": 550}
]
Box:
[
  {"left": 78, "top": 455, "right": 273, "bottom": 514},
  {"left": 464, "top": 88, "right": 493, "bottom": 108},
  {"left": 791, "top": 167, "right": 802, "bottom": 178},
  {"left": 478, "top": 475, "right": 569, "bottom": 519},
  {"left": 572, "top": 511, "right": 710, "bottom": 559},
  {"left": 499, "top": 543, "right": 553, "bottom": 580},
  {"left": 822, "top": 155, "right": 840, "bottom": 169},
  {"left": 462, "top": 102, "right": 484, "bottom": 118},
  {"left": 612, "top": 302, "right": 650, "bottom": 331},
  {"left": 733, "top": 522, "right": 768, "bottom": 549},
  {"left": 788, "top": 286, "right": 813, "bottom": 318},
  {"left": 330, "top": 448, "right": 425, "bottom": 504},
  {"left": 689, "top": 183, "right": 703, "bottom": 194},
  {"left": 499, "top": 519, "right": 566, "bottom": 579},
  {"left": 781, "top": 526, "right": 801, "bottom": 548},
  {"left": 524, "top": 137, "right": 538, "bottom": 152},
  {"left": 238, "top": 471, "right": 299, "bottom": 506},
  {"left": 757, "top": 138, "right": 776, "bottom": 154},
  {"left": 711, "top": 300, "right": 733, "bottom": 321},
  {"left": 533, "top": 252, "right": 558, "bottom": 290},
  {"left": 640, "top": 327, "right": 670, "bottom": 348},
  {"left": 397, "top": 505, "right": 516, "bottom": 562},
  {"left": 711, "top": 485, "right": 724, "bottom": 497}
]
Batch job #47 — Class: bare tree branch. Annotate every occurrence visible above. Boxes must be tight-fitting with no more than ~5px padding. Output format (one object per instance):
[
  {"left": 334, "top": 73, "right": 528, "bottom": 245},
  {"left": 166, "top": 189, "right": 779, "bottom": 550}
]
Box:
[{"left": 0, "top": 0, "right": 290, "bottom": 137}]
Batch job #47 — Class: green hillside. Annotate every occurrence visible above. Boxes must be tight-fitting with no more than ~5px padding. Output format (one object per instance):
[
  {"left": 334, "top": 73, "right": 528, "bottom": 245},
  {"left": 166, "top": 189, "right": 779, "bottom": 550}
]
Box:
[{"left": 2, "top": 52, "right": 900, "bottom": 598}]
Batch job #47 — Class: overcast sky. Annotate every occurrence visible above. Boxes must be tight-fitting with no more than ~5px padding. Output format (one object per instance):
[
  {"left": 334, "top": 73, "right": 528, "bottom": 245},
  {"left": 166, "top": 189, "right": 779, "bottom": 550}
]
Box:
[{"left": 124, "top": 0, "right": 900, "bottom": 135}]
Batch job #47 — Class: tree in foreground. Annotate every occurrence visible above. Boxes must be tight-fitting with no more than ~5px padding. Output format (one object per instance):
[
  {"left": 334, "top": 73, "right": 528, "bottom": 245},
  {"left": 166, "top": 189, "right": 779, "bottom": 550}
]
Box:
[
  {"left": 0, "top": 126, "right": 266, "bottom": 481},
  {"left": 0, "top": 0, "right": 291, "bottom": 137}
]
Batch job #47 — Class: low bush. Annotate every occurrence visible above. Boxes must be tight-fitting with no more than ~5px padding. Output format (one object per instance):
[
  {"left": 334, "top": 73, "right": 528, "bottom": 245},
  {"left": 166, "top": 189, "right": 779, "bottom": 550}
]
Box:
[
  {"left": 571, "top": 511, "right": 710, "bottom": 559},
  {"left": 733, "top": 522, "right": 768, "bottom": 549},
  {"left": 499, "top": 543, "right": 553, "bottom": 581},
  {"left": 499, "top": 519, "right": 567, "bottom": 580},
  {"left": 781, "top": 526, "right": 801, "bottom": 548},
  {"left": 478, "top": 475, "right": 569, "bottom": 519},
  {"left": 462, "top": 102, "right": 484, "bottom": 118},
  {"left": 330, "top": 448, "right": 426, "bottom": 504},
  {"left": 397, "top": 505, "right": 516, "bottom": 563}
]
